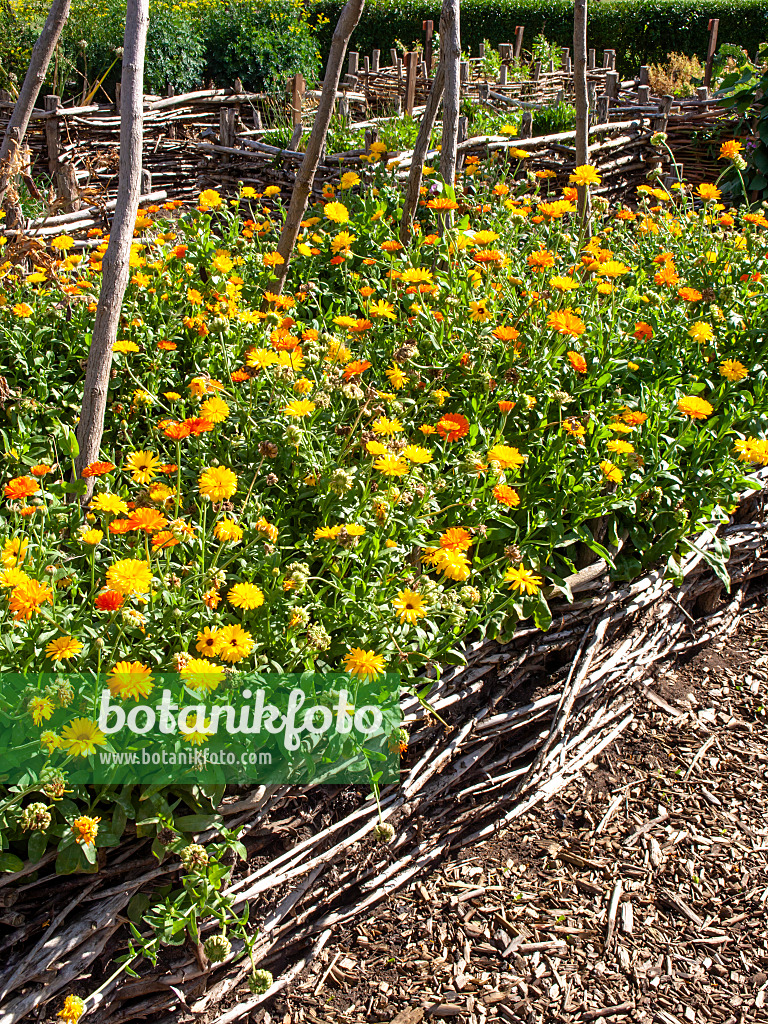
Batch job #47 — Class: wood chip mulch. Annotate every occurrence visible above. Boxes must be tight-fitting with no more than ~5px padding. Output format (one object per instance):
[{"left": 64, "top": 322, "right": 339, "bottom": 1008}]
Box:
[{"left": 256, "top": 608, "right": 768, "bottom": 1024}]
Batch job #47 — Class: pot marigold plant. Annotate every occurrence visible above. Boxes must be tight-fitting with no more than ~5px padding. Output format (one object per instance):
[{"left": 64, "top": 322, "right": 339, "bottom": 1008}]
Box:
[{"left": 0, "top": 149, "right": 767, "bottom": 881}]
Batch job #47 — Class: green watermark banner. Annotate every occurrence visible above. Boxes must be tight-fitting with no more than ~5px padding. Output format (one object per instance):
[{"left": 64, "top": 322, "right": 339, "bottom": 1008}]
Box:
[{"left": 0, "top": 671, "right": 401, "bottom": 784}]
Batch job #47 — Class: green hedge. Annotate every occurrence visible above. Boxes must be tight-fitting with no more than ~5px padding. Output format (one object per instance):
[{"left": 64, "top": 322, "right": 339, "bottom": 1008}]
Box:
[{"left": 310, "top": 0, "right": 768, "bottom": 76}]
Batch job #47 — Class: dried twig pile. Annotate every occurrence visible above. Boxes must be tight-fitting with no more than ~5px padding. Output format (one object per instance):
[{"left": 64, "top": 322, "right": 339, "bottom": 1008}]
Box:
[{"left": 0, "top": 478, "right": 766, "bottom": 1024}]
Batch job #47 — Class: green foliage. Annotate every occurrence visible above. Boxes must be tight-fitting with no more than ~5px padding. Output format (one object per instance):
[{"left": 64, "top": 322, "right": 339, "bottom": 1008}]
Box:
[
  {"left": 201, "top": 0, "right": 321, "bottom": 93},
  {"left": 3, "top": 0, "right": 320, "bottom": 100},
  {"left": 310, "top": 0, "right": 768, "bottom": 77},
  {"left": 532, "top": 99, "right": 575, "bottom": 134},
  {"left": 718, "top": 43, "right": 768, "bottom": 201}
]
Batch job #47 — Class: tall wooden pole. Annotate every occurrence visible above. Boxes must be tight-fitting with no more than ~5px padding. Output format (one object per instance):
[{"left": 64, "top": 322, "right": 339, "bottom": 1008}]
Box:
[
  {"left": 438, "top": 0, "right": 461, "bottom": 187},
  {"left": 573, "top": 0, "right": 591, "bottom": 232},
  {"left": 273, "top": 0, "right": 366, "bottom": 294},
  {"left": 75, "top": 0, "right": 149, "bottom": 488},
  {"left": 0, "top": 0, "right": 72, "bottom": 210},
  {"left": 400, "top": 59, "right": 445, "bottom": 243}
]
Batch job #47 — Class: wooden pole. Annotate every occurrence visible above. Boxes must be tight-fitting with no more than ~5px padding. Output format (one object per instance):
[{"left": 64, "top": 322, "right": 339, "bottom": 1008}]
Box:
[
  {"left": 404, "top": 51, "right": 418, "bottom": 115},
  {"left": 439, "top": 0, "right": 460, "bottom": 187},
  {"left": 272, "top": 0, "right": 366, "bottom": 293},
  {"left": 400, "top": 58, "right": 445, "bottom": 243},
  {"left": 704, "top": 18, "right": 719, "bottom": 88},
  {"left": 513, "top": 25, "right": 524, "bottom": 59},
  {"left": 0, "top": 0, "right": 72, "bottom": 210},
  {"left": 573, "top": 0, "right": 591, "bottom": 232},
  {"left": 423, "top": 20, "right": 434, "bottom": 75},
  {"left": 75, "top": 0, "right": 149, "bottom": 488}
]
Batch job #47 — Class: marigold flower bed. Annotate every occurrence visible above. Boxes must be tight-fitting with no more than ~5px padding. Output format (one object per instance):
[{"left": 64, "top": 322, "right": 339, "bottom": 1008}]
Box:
[{"left": 0, "top": 159, "right": 767, "bottom": 875}]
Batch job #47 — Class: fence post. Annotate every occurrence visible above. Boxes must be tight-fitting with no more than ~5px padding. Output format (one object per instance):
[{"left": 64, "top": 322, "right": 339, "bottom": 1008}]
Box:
[
  {"left": 514, "top": 25, "right": 524, "bottom": 59},
  {"left": 423, "top": 20, "right": 434, "bottom": 74},
  {"left": 704, "top": 18, "right": 719, "bottom": 88},
  {"left": 404, "top": 51, "right": 417, "bottom": 115},
  {"left": 44, "top": 94, "right": 61, "bottom": 176},
  {"left": 347, "top": 51, "right": 359, "bottom": 76},
  {"left": 588, "top": 48, "right": 595, "bottom": 70},
  {"left": 372, "top": 50, "right": 380, "bottom": 72},
  {"left": 521, "top": 110, "right": 532, "bottom": 137},
  {"left": 289, "top": 72, "right": 306, "bottom": 126}
]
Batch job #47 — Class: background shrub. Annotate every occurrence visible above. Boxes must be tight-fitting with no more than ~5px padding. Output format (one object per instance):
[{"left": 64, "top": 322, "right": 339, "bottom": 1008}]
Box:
[
  {"left": 309, "top": 0, "right": 768, "bottom": 77},
  {"left": 0, "top": 0, "right": 319, "bottom": 98}
]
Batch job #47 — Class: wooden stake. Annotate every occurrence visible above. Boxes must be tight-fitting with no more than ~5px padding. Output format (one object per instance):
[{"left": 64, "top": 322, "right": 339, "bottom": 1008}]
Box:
[
  {"left": 513, "top": 25, "right": 524, "bottom": 59},
  {"left": 75, "top": 0, "right": 149, "bottom": 489},
  {"left": 404, "top": 51, "right": 418, "bottom": 115},
  {"left": 423, "top": 19, "right": 434, "bottom": 74},
  {"left": 573, "top": 0, "right": 590, "bottom": 232},
  {"left": 439, "top": 0, "right": 461, "bottom": 187},
  {"left": 273, "top": 0, "right": 366, "bottom": 292},
  {"left": 0, "top": 0, "right": 72, "bottom": 209},
  {"left": 704, "top": 18, "right": 719, "bottom": 88},
  {"left": 400, "top": 57, "right": 445, "bottom": 242}
]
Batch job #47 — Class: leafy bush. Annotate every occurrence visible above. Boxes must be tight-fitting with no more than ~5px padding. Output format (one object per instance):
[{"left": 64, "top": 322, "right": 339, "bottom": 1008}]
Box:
[
  {"left": 532, "top": 99, "right": 575, "bottom": 134},
  {"left": 201, "top": 0, "right": 321, "bottom": 93},
  {"left": 648, "top": 52, "right": 704, "bottom": 97},
  {"left": 310, "top": 0, "right": 768, "bottom": 78},
  {"left": 3, "top": 0, "right": 320, "bottom": 100}
]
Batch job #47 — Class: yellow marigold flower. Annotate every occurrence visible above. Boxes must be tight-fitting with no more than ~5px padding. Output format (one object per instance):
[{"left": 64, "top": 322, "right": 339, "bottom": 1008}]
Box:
[
  {"left": 108, "top": 661, "right": 154, "bottom": 701},
  {"left": 430, "top": 547, "right": 471, "bottom": 581},
  {"left": 113, "top": 339, "right": 140, "bottom": 353},
  {"left": 246, "top": 347, "right": 279, "bottom": 369},
  {"left": 72, "top": 814, "right": 100, "bottom": 845},
  {"left": 688, "top": 321, "right": 714, "bottom": 343},
  {"left": 199, "top": 188, "right": 222, "bottom": 209},
  {"left": 504, "top": 563, "right": 543, "bottom": 595},
  {"left": 50, "top": 234, "right": 75, "bottom": 251},
  {"left": 57, "top": 995, "right": 86, "bottom": 1023},
  {"left": 606, "top": 439, "right": 635, "bottom": 455},
  {"left": 180, "top": 658, "right": 224, "bottom": 692},
  {"left": 1, "top": 537, "right": 27, "bottom": 567},
  {"left": 91, "top": 493, "right": 129, "bottom": 514},
  {"left": 106, "top": 558, "right": 152, "bottom": 596},
  {"left": 719, "top": 359, "right": 748, "bottom": 382},
  {"left": 340, "top": 171, "right": 361, "bottom": 189},
  {"left": 9, "top": 578, "right": 53, "bottom": 620},
  {"left": 29, "top": 695, "right": 55, "bottom": 726},
  {"left": 697, "top": 183, "right": 721, "bottom": 202},
  {"left": 46, "top": 635, "right": 84, "bottom": 661},
  {"left": 80, "top": 528, "right": 103, "bottom": 546},
  {"left": 372, "top": 416, "right": 403, "bottom": 436},
  {"left": 324, "top": 201, "right": 349, "bottom": 224},
  {"left": 199, "top": 466, "right": 238, "bottom": 501},
  {"left": 200, "top": 396, "right": 230, "bottom": 423},
  {"left": 124, "top": 450, "right": 161, "bottom": 484},
  {"left": 373, "top": 455, "right": 409, "bottom": 476},
  {"left": 393, "top": 589, "right": 428, "bottom": 624},
  {"left": 677, "top": 395, "right": 713, "bottom": 419},
  {"left": 487, "top": 444, "right": 525, "bottom": 470},
  {"left": 550, "top": 275, "right": 578, "bottom": 292},
  {"left": 402, "top": 444, "right": 432, "bottom": 464},
  {"left": 216, "top": 623, "right": 255, "bottom": 663},
  {"left": 214, "top": 518, "right": 243, "bottom": 542},
  {"left": 229, "top": 582, "right": 265, "bottom": 610},
  {"left": 600, "top": 460, "right": 623, "bottom": 483},
  {"left": 283, "top": 399, "right": 316, "bottom": 417},
  {"left": 61, "top": 719, "right": 106, "bottom": 757},
  {"left": 385, "top": 363, "right": 408, "bottom": 389},
  {"left": 344, "top": 647, "right": 386, "bottom": 681},
  {"left": 569, "top": 165, "right": 601, "bottom": 187}
]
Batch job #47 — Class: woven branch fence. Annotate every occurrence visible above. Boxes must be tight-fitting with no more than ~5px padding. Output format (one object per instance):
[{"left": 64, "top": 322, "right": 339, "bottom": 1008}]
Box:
[
  {"left": 0, "top": 34, "right": 740, "bottom": 236},
  {"left": 1, "top": 475, "right": 766, "bottom": 1024}
]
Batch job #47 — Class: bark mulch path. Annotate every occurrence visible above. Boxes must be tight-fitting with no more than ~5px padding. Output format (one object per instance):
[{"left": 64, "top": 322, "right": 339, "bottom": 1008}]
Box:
[{"left": 258, "top": 607, "right": 768, "bottom": 1024}]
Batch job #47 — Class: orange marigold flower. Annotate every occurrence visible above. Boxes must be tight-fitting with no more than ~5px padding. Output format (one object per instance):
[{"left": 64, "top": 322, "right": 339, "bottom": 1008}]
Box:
[
  {"left": 4, "top": 476, "right": 39, "bottom": 501},
  {"left": 547, "top": 309, "right": 586, "bottom": 337},
  {"left": 342, "top": 360, "right": 371, "bottom": 380},
  {"left": 633, "top": 321, "right": 654, "bottom": 341},
  {"left": 436, "top": 413, "right": 470, "bottom": 441},
  {"left": 95, "top": 591, "right": 124, "bottom": 611},
  {"left": 493, "top": 484, "right": 520, "bottom": 507},
  {"left": 567, "top": 350, "right": 587, "bottom": 373},
  {"left": 81, "top": 461, "right": 115, "bottom": 477}
]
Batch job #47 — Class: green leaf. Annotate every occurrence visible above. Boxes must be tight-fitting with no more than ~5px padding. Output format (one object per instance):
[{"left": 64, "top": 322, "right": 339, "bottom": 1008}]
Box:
[{"left": 0, "top": 852, "right": 24, "bottom": 873}]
